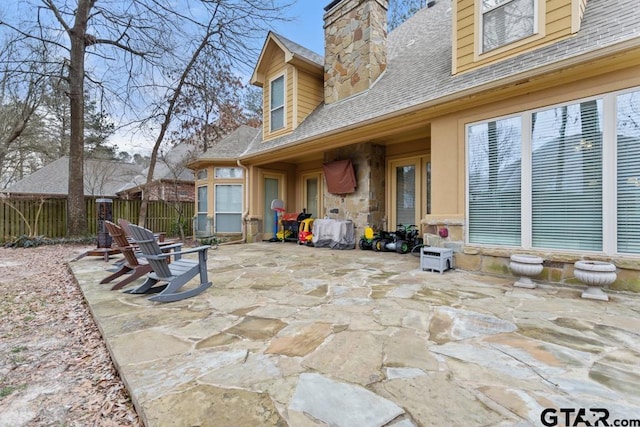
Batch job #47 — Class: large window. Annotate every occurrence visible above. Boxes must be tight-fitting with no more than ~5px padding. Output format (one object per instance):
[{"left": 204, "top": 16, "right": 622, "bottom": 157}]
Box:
[
  {"left": 531, "top": 101, "right": 603, "bottom": 251},
  {"left": 466, "top": 89, "right": 640, "bottom": 255},
  {"left": 215, "top": 184, "right": 242, "bottom": 233},
  {"left": 270, "top": 75, "right": 285, "bottom": 131},
  {"left": 468, "top": 117, "right": 522, "bottom": 245},
  {"left": 482, "top": 0, "right": 535, "bottom": 52},
  {"left": 617, "top": 91, "right": 640, "bottom": 254}
]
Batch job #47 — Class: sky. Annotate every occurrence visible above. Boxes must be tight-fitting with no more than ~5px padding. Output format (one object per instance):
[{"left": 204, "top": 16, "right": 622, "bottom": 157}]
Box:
[
  {"left": 274, "top": 2, "right": 326, "bottom": 56},
  {"left": 112, "top": 1, "right": 328, "bottom": 156}
]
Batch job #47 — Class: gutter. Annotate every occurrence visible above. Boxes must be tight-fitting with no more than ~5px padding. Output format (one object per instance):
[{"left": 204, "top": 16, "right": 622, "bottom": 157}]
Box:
[{"left": 238, "top": 37, "right": 640, "bottom": 162}]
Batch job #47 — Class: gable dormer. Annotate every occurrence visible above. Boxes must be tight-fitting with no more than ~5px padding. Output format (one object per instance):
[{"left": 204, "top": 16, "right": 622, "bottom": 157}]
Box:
[
  {"left": 453, "top": 0, "right": 588, "bottom": 74},
  {"left": 251, "top": 32, "right": 324, "bottom": 142}
]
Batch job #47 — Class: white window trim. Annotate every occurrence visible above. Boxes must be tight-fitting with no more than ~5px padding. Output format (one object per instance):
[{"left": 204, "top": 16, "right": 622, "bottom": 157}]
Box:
[
  {"left": 466, "top": 87, "right": 640, "bottom": 257},
  {"left": 269, "top": 72, "right": 286, "bottom": 132},
  {"left": 476, "top": 0, "right": 543, "bottom": 57}
]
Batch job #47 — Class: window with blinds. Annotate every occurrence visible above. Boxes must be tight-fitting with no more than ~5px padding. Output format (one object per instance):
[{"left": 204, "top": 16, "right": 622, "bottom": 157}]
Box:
[
  {"left": 270, "top": 75, "right": 285, "bottom": 132},
  {"left": 467, "top": 90, "right": 640, "bottom": 256},
  {"left": 617, "top": 90, "right": 640, "bottom": 254},
  {"left": 467, "top": 117, "right": 522, "bottom": 245},
  {"left": 215, "top": 184, "right": 242, "bottom": 233},
  {"left": 531, "top": 100, "right": 603, "bottom": 251}
]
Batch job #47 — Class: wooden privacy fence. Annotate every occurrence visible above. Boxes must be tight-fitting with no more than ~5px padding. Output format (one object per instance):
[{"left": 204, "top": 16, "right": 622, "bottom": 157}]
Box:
[{"left": 1, "top": 197, "right": 194, "bottom": 239}]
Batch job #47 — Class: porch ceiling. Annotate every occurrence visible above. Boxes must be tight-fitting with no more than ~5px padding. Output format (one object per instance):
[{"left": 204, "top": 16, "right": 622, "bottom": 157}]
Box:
[{"left": 250, "top": 122, "right": 431, "bottom": 166}]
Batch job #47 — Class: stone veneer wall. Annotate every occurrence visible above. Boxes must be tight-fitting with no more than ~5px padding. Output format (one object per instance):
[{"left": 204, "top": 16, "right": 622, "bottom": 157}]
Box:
[
  {"left": 323, "top": 0, "right": 388, "bottom": 104},
  {"left": 422, "top": 218, "right": 640, "bottom": 293},
  {"left": 323, "top": 142, "right": 385, "bottom": 234}
]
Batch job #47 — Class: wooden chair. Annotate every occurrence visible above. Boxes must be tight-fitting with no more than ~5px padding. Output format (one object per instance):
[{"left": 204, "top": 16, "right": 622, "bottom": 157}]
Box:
[
  {"left": 100, "top": 221, "right": 183, "bottom": 290},
  {"left": 118, "top": 218, "right": 166, "bottom": 243},
  {"left": 125, "top": 224, "right": 212, "bottom": 303}
]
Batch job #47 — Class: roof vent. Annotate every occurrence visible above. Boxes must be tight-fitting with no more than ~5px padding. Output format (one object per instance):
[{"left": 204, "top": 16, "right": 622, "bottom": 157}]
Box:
[{"left": 427, "top": 0, "right": 436, "bottom": 7}]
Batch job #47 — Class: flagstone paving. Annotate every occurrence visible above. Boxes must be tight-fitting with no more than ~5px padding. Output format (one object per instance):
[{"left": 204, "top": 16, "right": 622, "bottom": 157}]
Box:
[{"left": 69, "top": 243, "right": 640, "bottom": 426}]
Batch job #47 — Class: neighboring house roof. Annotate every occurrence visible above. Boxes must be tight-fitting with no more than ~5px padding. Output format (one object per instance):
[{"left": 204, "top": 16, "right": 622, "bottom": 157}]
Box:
[
  {"left": 242, "top": 0, "right": 640, "bottom": 158},
  {"left": 3, "top": 156, "right": 140, "bottom": 197},
  {"left": 196, "top": 125, "right": 261, "bottom": 162},
  {"left": 118, "top": 143, "right": 200, "bottom": 193}
]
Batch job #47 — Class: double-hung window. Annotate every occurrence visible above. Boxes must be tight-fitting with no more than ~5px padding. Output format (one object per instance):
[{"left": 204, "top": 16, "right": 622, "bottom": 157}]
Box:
[
  {"left": 270, "top": 75, "right": 285, "bottom": 131},
  {"left": 467, "top": 88, "right": 640, "bottom": 255},
  {"left": 481, "top": 0, "right": 536, "bottom": 52}
]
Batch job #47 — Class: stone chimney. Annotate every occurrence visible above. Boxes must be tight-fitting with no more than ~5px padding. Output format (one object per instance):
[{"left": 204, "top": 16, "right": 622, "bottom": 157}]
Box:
[{"left": 323, "top": 0, "right": 388, "bottom": 104}]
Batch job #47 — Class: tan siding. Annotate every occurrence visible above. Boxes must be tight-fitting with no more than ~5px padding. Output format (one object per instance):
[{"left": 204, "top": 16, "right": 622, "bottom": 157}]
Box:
[
  {"left": 456, "top": 0, "right": 575, "bottom": 74},
  {"left": 262, "top": 49, "right": 292, "bottom": 141},
  {"left": 455, "top": 0, "right": 476, "bottom": 70},
  {"left": 296, "top": 70, "right": 324, "bottom": 125}
]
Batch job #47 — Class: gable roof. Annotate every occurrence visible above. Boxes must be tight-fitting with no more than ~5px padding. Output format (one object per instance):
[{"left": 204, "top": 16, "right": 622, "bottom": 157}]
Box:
[
  {"left": 242, "top": 0, "right": 640, "bottom": 158},
  {"left": 251, "top": 31, "right": 324, "bottom": 87},
  {"left": 189, "top": 125, "right": 261, "bottom": 169},
  {"left": 118, "top": 143, "right": 200, "bottom": 193},
  {"left": 4, "top": 156, "right": 140, "bottom": 197},
  {"left": 197, "top": 125, "right": 261, "bottom": 161}
]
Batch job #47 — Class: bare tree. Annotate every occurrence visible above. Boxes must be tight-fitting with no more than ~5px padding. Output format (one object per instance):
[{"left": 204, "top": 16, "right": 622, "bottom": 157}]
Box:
[
  {"left": 388, "top": 0, "right": 427, "bottom": 31},
  {"left": 2, "top": 0, "right": 290, "bottom": 236},
  {"left": 136, "top": 1, "right": 291, "bottom": 227},
  {"left": 0, "top": 37, "right": 48, "bottom": 188}
]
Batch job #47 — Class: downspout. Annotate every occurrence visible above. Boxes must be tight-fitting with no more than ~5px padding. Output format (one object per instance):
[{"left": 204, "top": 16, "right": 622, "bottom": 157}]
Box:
[{"left": 217, "top": 158, "right": 249, "bottom": 246}]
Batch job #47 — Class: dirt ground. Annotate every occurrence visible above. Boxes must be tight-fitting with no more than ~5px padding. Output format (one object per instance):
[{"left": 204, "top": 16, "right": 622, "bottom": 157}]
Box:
[{"left": 0, "top": 244, "right": 142, "bottom": 427}]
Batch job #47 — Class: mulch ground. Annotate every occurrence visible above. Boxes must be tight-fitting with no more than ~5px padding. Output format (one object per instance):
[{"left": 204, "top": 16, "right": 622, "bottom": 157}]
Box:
[{"left": 0, "top": 244, "right": 142, "bottom": 427}]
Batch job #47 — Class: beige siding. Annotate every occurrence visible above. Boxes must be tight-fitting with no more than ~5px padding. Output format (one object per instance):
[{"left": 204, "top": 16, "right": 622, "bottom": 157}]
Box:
[
  {"left": 454, "top": 0, "right": 475, "bottom": 72},
  {"left": 455, "top": 0, "right": 575, "bottom": 74},
  {"left": 296, "top": 70, "right": 324, "bottom": 126},
  {"left": 262, "top": 49, "right": 295, "bottom": 141}
]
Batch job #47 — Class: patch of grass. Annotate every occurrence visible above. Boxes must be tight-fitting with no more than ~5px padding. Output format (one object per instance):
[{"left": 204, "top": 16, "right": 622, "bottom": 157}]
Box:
[
  {"left": 11, "top": 346, "right": 27, "bottom": 353},
  {"left": 3, "top": 234, "right": 96, "bottom": 248},
  {"left": 0, "top": 384, "right": 27, "bottom": 399},
  {"left": 23, "top": 315, "right": 35, "bottom": 322}
]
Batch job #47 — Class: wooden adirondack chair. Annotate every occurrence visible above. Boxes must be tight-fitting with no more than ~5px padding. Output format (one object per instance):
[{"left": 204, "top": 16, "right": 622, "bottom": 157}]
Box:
[
  {"left": 100, "top": 221, "right": 183, "bottom": 290},
  {"left": 125, "top": 224, "right": 212, "bottom": 303},
  {"left": 118, "top": 219, "right": 166, "bottom": 243}
]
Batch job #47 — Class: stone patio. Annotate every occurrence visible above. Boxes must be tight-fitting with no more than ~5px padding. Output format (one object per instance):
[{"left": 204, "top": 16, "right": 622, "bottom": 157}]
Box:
[{"left": 69, "top": 243, "right": 640, "bottom": 426}]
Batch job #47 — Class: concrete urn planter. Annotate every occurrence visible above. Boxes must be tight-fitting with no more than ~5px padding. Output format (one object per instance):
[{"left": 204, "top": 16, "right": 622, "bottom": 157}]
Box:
[
  {"left": 574, "top": 260, "right": 616, "bottom": 302},
  {"left": 509, "top": 254, "right": 544, "bottom": 289}
]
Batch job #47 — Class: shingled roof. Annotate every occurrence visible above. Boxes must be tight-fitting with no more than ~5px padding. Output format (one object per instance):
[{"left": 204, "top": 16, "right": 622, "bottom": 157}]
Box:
[
  {"left": 271, "top": 32, "right": 324, "bottom": 68},
  {"left": 242, "top": 0, "right": 640, "bottom": 158},
  {"left": 4, "top": 157, "right": 140, "bottom": 197},
  {"left": 196, "top": 125, "right": 261, "bottom": 161}
]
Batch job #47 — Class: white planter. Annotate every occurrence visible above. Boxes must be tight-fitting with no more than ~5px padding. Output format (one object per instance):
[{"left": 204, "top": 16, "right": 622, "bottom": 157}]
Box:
[
  {"left": 509, "top": 254, "right": 544, "bottom": 289},
  {"left": 574, "top": 260, "right": 616, "bottom": 302}
]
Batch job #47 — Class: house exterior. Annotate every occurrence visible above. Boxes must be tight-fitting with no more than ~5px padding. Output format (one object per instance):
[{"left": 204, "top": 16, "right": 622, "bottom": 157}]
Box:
[
  {"left": 3, "top": 156, "right": 140, "bottom": 198},
  {"left": 117, "top": 143, "right": 199, "bottom": 203},
  {"left": 191, "top": 0, "right": 640, "bottom": 291}
]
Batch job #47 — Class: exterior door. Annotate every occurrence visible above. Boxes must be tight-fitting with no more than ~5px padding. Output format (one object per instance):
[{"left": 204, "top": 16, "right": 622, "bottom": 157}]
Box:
[
  {"left": 302, "top": 172, "right": 323, "bottom": 219},
  {"left": 389, "top": 156, "right": 430, "bottom": 229},
  {"left": 263, "top": 176, "right": 281, "bottom": 240}
]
